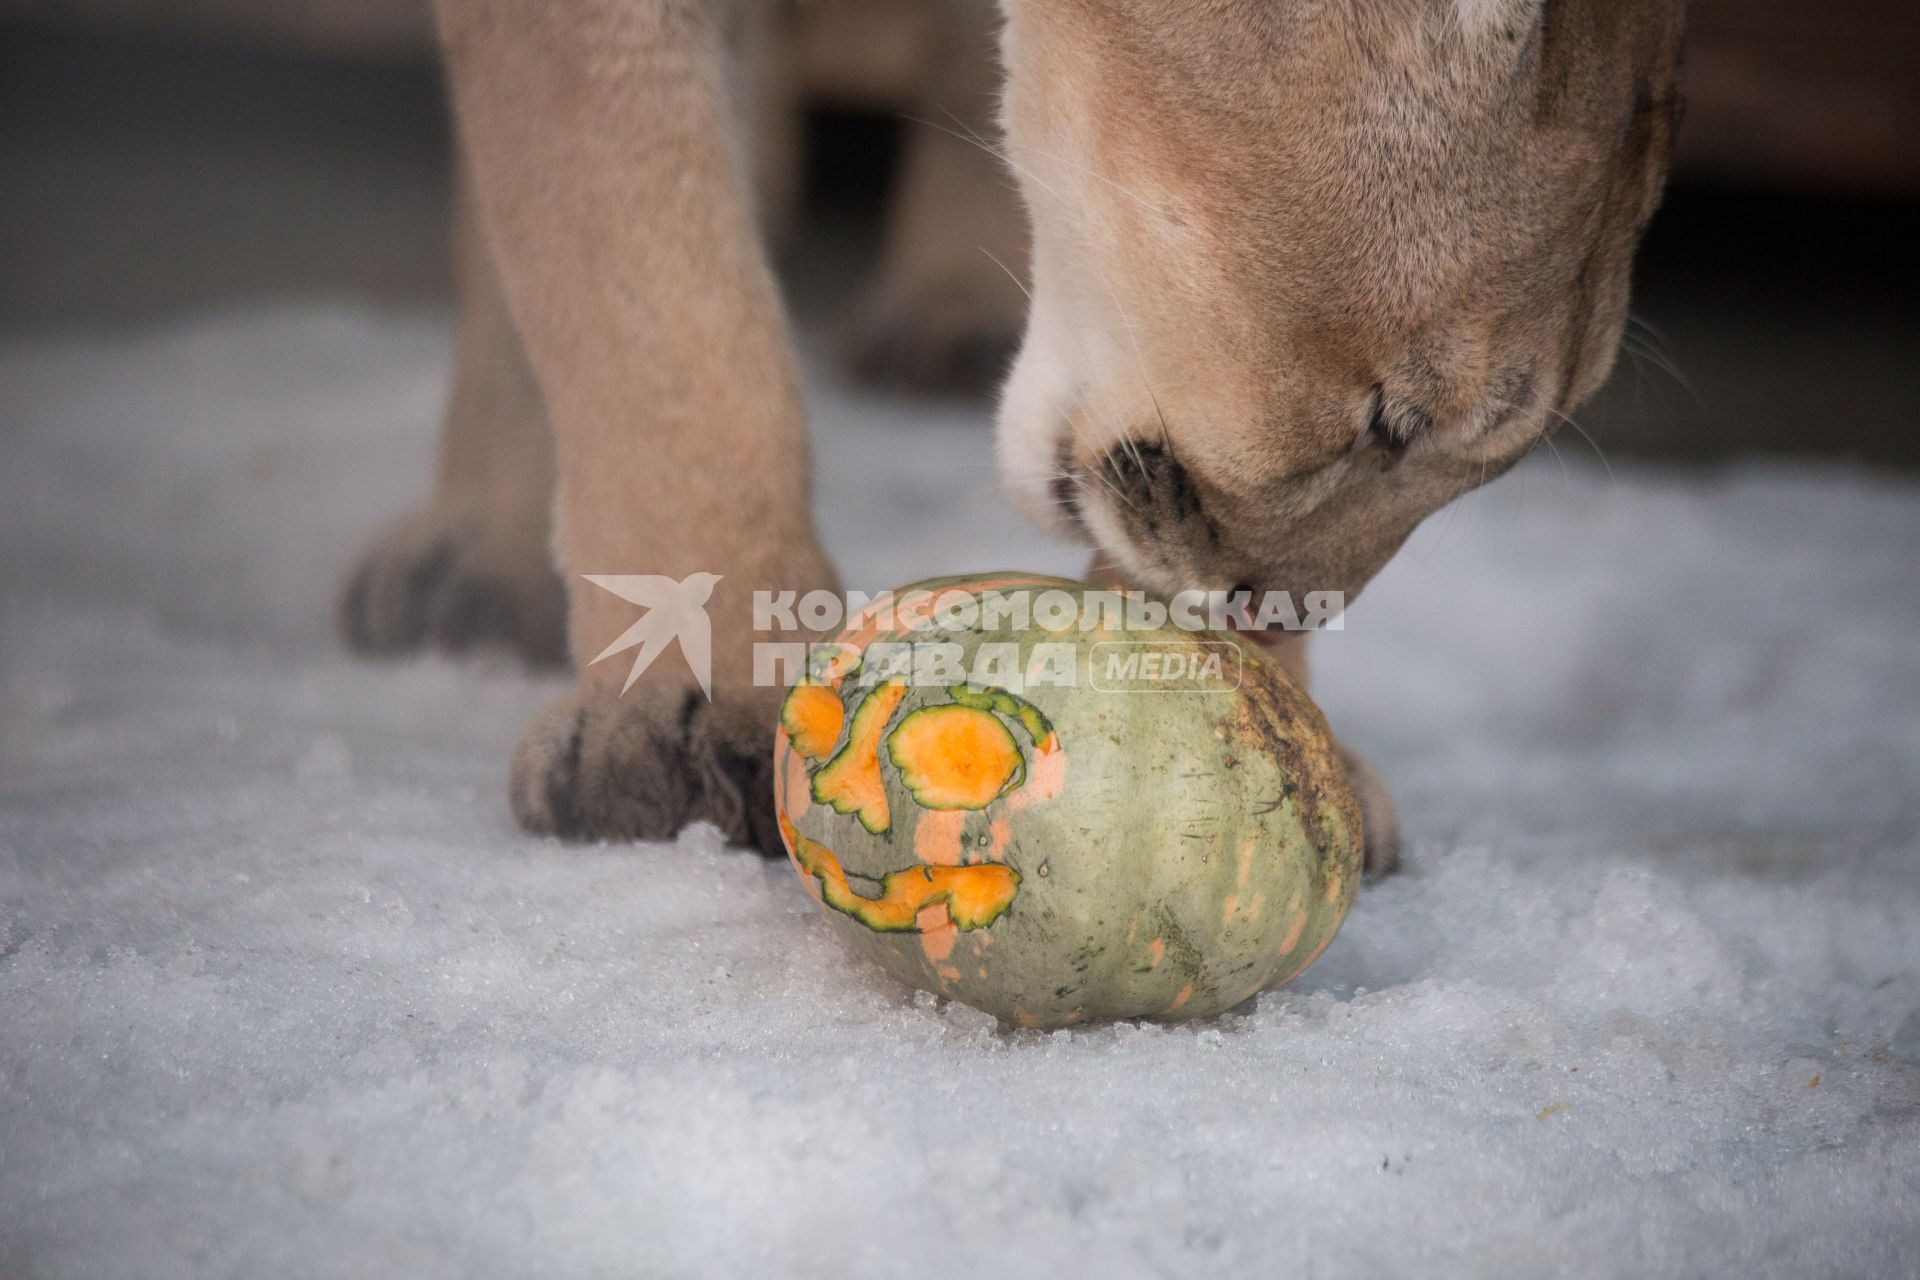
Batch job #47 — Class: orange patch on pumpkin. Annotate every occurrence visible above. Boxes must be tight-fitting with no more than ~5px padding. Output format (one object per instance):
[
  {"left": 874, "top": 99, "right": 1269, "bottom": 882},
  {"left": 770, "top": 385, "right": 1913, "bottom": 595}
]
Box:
[
  {"left": 1225, "top": 841, "right": 1259, "bottom": 923},
  {"left": 811, "top": 680, "right": 909, "bottom": 834},
  {"left": 781, "top": 815, "right": 1020, "bottom": 935},
  {"left": 913, "top": 809, "right": 968, "bottom": 867},
  {"left": 918, "top": 904, "right": 958, "bottom": 962},
  {"left": 779, "top": 682, "right": 845, "bottom": 762},
  {"left": 1299, "top": 929, "right": 1337, "bottom": 969},
  {"left": 1279, "top": 908, "right": 1308, "bottom": 956},
  {"left": 1162, "top": 984, "right": 1194, "bottom": 1015},
  {"left": 778, "top": 737, "right": 812, "bottom": 820},
  {"left": 779, "top": 812, "right": 823, "bottom": 907},
  {"left": 889, "top": 705, "right": 1022, "bottom": 810},
  {"left": 1008, "top": 739, "right": 1068, "bottom": 810},
  {"left": 1275, "top": 927, "right": 1339, "bottom": 986}
]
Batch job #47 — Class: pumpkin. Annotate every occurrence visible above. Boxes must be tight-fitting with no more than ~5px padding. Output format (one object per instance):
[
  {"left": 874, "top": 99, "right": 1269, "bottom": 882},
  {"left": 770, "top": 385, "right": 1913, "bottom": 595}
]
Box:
[
  {"left": 772, "top": 573, "right": 1362, "bottom": 1027},
  {"left": 810, "top": 680, "right": 909, "bottom": 833},
  {"left": 778, "top": 682, "right": 845, "bottom": 763}
]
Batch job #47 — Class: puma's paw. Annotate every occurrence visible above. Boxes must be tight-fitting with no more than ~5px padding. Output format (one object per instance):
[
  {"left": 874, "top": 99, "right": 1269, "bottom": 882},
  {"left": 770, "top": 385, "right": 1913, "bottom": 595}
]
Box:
[
  {"left": 510, "top": 686, "right": 783, "bottom": 857},
  {"left": 1339, "top": 747, "right": 1403, "bottom": 880},
  {"left": 847, "top": 278, "right": 1024, "bottom": 395},
  {"left": 339, "top": 504, "right": 566, "bottom": 668}
]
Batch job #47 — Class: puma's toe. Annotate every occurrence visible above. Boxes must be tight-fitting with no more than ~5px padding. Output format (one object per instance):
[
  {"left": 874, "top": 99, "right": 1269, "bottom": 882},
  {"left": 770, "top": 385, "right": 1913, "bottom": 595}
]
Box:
[
  {"left": 511, "top": 687, "right": 780, "bottom": 854},
  {"left": 339, "top": 507, "right": 566, "bottom": 667},
  {"left": 1340, "top": 747, "right": 1403, "bottom": 880}
]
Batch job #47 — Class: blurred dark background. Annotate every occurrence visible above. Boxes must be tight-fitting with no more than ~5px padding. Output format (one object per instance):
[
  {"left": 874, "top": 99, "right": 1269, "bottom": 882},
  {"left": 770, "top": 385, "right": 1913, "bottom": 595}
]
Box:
[{"left": 2, "top": 1, "right": 1917, "bottom": 465}]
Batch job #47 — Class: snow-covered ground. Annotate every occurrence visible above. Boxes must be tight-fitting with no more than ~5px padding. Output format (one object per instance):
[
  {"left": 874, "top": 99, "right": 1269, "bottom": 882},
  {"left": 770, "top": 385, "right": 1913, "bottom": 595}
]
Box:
[{"left": 3, "top": 305, "right": 1917, "bottom": 1278}]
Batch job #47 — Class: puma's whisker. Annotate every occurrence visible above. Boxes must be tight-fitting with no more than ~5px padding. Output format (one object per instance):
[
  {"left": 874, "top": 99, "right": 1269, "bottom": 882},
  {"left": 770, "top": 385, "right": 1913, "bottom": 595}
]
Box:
[{"left": 1548, "top": 408, "right": 1612, "bottom": 480}]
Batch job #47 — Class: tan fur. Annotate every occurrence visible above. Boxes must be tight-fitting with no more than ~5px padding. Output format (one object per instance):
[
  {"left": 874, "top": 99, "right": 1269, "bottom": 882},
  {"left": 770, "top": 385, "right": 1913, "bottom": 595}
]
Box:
[
  {"left": 998, "top": 0, "right": 1685, "bottom": 610},
  {"left": 345, "top": 0, "right": 1685, "bottom": 867},
  {"left": 339, "top": 170, "right": 565, "bottom": 664},
  {"left": 433, "top": 0, "right": 835, "bottom": 849}
]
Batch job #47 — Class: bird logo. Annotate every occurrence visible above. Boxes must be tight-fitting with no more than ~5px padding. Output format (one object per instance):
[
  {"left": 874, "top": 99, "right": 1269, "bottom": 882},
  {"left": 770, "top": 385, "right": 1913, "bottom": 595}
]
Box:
[{"left": 581, "top": 572, "right": 722, "bottom": 698}]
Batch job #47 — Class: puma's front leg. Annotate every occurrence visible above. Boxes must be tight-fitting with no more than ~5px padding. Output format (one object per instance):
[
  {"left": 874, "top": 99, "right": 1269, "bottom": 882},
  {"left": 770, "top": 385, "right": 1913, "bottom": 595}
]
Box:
[
  {"left": 438, "top": 0, "right": 835, "bottom": 854},
  {"left": 339, "top": 172, "right": 566, "bottom": 666}
]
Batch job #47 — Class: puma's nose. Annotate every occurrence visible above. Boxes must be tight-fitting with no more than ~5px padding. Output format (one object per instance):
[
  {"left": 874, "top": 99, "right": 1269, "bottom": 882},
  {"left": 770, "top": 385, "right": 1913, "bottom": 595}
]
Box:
[{"left": 1094, "top": 439, "right": 1207, "bottom": 530}]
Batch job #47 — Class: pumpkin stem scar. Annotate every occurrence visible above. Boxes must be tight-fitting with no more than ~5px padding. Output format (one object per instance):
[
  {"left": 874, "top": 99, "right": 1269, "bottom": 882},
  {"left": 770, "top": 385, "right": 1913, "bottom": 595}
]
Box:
[{"left": 780, "top": 816, "right": 1021, "bottom": 934}]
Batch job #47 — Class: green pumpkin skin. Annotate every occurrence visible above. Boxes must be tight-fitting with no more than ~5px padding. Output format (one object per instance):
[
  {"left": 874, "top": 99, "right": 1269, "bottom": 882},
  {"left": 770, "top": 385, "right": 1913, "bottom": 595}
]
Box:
[{"left": 772, "top": 573, "right": 1363, "bottom": 1028}]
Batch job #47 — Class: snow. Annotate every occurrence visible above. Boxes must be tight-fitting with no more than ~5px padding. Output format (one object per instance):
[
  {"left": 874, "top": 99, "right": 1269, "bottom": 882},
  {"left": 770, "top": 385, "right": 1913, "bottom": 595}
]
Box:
[{"left": 3, "top": 304, "right": 1917, "bottom": 1278}]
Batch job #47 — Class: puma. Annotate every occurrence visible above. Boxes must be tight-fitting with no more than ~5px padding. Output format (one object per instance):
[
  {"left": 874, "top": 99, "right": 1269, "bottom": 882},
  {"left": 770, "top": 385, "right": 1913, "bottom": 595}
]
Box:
[{"left": 341, "top": 0, "right": 1686, "bottom": 875}]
